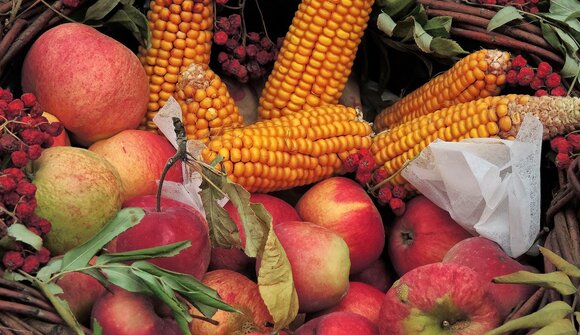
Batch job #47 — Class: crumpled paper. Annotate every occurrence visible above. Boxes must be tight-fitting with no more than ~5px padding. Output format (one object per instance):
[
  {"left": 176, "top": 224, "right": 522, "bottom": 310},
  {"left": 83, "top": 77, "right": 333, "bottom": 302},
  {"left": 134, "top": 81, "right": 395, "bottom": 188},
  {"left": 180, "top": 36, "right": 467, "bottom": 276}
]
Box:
[
  {"left": 151, "top": 97, "right": 209, "bottom": 218},
  {"left": 401, "top": 115, "right": 543, "bottom": 257}
]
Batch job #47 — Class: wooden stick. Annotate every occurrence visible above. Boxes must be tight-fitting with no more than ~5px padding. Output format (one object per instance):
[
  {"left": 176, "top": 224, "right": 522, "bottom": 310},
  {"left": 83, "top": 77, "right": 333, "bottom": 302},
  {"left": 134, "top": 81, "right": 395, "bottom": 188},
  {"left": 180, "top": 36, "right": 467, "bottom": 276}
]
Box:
[
  {"left": 0, "top": 312, "right": 41, "bottom": 335},
  {"left": 0, "top": 300, "right": 64, "bottom": 324},
  {"left": 0, "top": 287, "right": 55, "bottom": 312},
  {"left": 564, "top": 208, "right": 580, "bottom": 264},
  {"left": 505, "top": 287, "right": 545, "bottom": 322},
  {"left": 0, "top": 18, "right": 27, "bottom": 60},
  {"left": 0, "top": 278, "right": 47, "bottom": 302},
  {"left": 554, "top": 212, "right": 575, "bottom": 264},
  {"left": 450, "top": 24, "right": 564, "bottom": 64}
]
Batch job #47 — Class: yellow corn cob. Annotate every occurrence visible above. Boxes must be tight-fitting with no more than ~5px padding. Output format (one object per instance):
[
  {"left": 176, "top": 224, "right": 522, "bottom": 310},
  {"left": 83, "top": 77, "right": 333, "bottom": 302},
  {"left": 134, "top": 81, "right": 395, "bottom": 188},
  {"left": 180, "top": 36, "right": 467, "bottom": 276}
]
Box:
[
  {"left": 258, "top": 0, "right": 375, "bottom": 120},
  {"left": 139, "top": 0, "right": 213, "bottom": 131},
  {"left": 373, "top": 49, "right": 511, "bottom": 132},
  {"left": 201, "top": 105, "right": 374, "bottom": 192},
  {"left": 371, "top": 95, "right": 580, "bottom": 190},
  {"left": 175, "top": 63, "right": 244, "bottom": 143}
]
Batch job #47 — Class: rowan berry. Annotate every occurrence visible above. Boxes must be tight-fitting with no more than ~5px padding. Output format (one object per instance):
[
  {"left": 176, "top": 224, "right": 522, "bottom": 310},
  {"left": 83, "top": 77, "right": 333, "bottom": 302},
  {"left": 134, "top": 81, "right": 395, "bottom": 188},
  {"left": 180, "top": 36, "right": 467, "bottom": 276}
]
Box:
[{"left": 545, "top": 73, "right": 561, "bottom": 88}]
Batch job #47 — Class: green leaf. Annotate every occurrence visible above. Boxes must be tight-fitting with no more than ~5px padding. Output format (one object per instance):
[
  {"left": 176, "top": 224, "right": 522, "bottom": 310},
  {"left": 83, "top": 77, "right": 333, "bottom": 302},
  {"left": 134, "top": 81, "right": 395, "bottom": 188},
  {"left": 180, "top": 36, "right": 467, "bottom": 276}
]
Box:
[
  {"left": 409, "top": 4, "right": 427, "bottom": 26},
  {"left": 7, "top": 223, "right": 42, "bottom": 251},
  {"left": 121, "top": 5, "right": 150, "bottom": 48},
  {"left": 541, "top": 22, "right": 564, "bottom": 51},
  {"left": 553, "top": 26, "right": 579, "bottom": 54},
  {"left": 131, "top": 268, "right": 193, "bottom": 335},
  {"left": 377, "top": 12, "right": 397, "bottom": 37},
  {"left": 533, "top": 319, "right": 577, "bottom": 335},
  {"left": 412, "top": 20, "right": 433, "bottom": 53},
  {"left": 100, "top": 264, "right": 151, "bottom": 293},
  {"left": 199, "top": 170, "right": 242, "bottom": 249},
  {"left": 84, "top": 0, "right": 121, "bottom": 21},
  {"left": 423, "top": 16, "right": 452, "bottom": 37},
  {"left": 46, "top": 282, "right": 64, "bottom": 295},
  {"left": 131, "top": 261, "right": 237, "bottom": 315},
  {"left": 560, "top": 53, "right": 580, "bottom": 78},
  {"left": 539, "top": 246, "right": 580, "bottom": 277},
  {"left": 565, "top": 11, "right": 580, "bottom": 21},
  {"left": 392, "top": 16, "right": 415, "bottom": 42},
  {"left": 483, "top": 301, "right": 573, "bottom": 335},
  {"left": 222, "top": 182, "right": 266, "bottom": 258},
  {"left": 492, "top": 271, "right": 577, "bottom": 296},
  {"left": 60, "top": 208, "right": 145, "bottom": 273},
  {"left": 430, "top": 37, "right": 468, "bottom": 57},
  {"left": 96, "top": 240, "right": 191, "bottom": 265},
  {"left": 543, "top": 0, "right": 580, "bottom": 36},
  {"left": 379, "top": 0, "right": 416, "bottom": 18},
  {"left": 93, "top": 319, "right": 103, "bottom": 335},
  {"left": 487, "top": 6, "right": 523, "bottom": 32},
  {"left": 575, "top": 312, "right": 580, "bottom": 324},
  {"left": 257, "top": 222, "right": 299, "bottom": 331},
  {"left": 79, "top": 268, "right": 109, "bottom": 288},
  {"left": 3, "top": 271, "right": 27, "bottom": 282},
  {"left": 36, "top": 258, "right": 63, "bottom": 282}
]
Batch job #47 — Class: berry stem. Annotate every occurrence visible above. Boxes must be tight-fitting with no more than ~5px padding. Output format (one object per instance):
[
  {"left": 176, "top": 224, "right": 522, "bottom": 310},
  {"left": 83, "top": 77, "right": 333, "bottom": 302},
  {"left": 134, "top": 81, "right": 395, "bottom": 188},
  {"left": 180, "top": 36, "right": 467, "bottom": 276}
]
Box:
[{"left": 252, "top": 0, "right": 269, "bottom": 41}]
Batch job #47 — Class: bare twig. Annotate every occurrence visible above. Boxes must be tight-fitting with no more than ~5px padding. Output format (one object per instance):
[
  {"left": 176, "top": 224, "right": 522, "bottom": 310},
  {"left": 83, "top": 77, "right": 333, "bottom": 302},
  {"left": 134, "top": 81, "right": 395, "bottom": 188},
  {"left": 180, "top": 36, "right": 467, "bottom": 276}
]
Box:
[{"left": 0, "top": 19, "right": 27, "bottom": 60}]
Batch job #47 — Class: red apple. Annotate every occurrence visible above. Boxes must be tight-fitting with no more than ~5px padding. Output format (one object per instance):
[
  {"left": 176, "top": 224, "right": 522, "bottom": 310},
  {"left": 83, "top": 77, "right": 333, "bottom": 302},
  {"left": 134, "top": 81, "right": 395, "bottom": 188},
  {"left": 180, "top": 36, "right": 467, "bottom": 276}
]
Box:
[
  {"left": 296, "top": 177, "right": 385, "bottom": 274},
  {"left": 89, "top": 130, "right": 182, "bottom": 201},
  {"left": 378, "top": 263, "right": 501, "bottom": 335},
  {"left": 122, "top": 194, "right": 207, "bottom": 229},
  {"left": 314, "top": 282, "right": 384, "bottom": 325},
  {"left": 210, "top": 193, "right": 300, "bottom": 274},
  {"left": 273, "top": 221, "right": 350, "bottom": 313},
  {"left": 189, "top": 269, "right": 273, "bottom": 335},
  {"left": 388, "top": 195, "right": 473, "bottom": 276},
  {"left": 350, "top": 258, "right": 394, "bottom": 293},
  {"left": 295, "top": 311, "right": 379, "bottom": 335},
  {"left": 22, "top": 23, "right": 148, "bottom": 146},
  {"left": 114, "top": 206, "right": 210, "bottom": 279},
  {"left": 91, "top": 286, "right": 181, "bottom": 335},
  {"left": 56, "top": 270, "right": 106, "bottom": 325},
  {"left": 442, "top": 237, "right": 538, "bottom": 319}
]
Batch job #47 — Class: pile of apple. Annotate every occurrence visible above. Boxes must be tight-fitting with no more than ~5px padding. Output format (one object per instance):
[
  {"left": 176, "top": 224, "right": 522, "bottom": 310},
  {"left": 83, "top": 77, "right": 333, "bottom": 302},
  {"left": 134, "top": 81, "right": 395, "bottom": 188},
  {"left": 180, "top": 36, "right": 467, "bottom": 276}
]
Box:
[{"left": 13, "top": 22, "right": 542, "bottom": 335}]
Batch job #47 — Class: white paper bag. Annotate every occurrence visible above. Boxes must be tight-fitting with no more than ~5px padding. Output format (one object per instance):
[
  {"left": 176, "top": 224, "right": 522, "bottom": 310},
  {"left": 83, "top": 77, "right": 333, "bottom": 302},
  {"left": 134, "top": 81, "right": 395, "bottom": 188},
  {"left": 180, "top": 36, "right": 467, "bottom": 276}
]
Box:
[{"left": 402, "top": 115, "right": 543, "bottom": 257}]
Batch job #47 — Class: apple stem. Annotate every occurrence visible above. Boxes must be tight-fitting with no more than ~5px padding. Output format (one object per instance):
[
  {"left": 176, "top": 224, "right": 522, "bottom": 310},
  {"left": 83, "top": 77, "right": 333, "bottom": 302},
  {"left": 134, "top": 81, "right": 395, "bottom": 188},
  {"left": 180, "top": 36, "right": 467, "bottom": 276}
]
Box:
[
  {"left": 156, "top": 117, "right": 188, "bottom": 213},
  {"left": 190, "top": 314, "right": 220, "bottom": 326}
]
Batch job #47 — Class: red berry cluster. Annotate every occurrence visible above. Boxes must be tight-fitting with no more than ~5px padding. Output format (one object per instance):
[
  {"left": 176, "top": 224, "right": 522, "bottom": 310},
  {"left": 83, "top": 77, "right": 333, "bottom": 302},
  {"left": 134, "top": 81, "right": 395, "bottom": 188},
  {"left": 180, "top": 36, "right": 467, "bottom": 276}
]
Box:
[
  {"left": 0, "top": 88, "right": 63, "bottom": 274},
  {"left": 477, "top": 0, "right": 540, "bottom": 14},
  {"left": 377, "top": 183, "right": 407, "bottom": 217},
  {"left": 343, "top": 148, "right": 377, "bottom": 184},
  {"left": 213, "top": 14, "right": 281, "bottom": 83},
  {"left": 550, "top": 133, "right": 580, "bottom": 169},
  {"left": 506, "top": 56, "right": 567, "bottom": 97}
]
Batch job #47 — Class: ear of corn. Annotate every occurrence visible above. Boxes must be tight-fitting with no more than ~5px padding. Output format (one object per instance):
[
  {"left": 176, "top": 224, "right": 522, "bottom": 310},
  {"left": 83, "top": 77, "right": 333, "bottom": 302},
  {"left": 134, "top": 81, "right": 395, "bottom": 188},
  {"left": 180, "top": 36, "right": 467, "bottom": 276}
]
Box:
[
  {"left": 175, "top": 63, "right": 244, "bottom": 144},
  {"left": 371, "top": 95, "right": 580, "bottom": 190},
  {"left": 258, "top": 0, "right": 375, "bottom": 120},
  {"left": 373, "top": 49, "right": 511, "bottom": 132},
  {"left": 139, "top": 0, "right": 214, "bottom": 132},
  {"left": 201, "top": 105, "right": 374, "bottom": 192}
]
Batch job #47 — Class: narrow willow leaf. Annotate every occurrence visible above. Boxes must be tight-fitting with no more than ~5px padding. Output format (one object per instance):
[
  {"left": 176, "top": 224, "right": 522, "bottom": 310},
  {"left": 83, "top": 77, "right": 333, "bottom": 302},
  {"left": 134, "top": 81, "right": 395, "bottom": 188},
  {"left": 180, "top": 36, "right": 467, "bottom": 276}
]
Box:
[
  {"left": 424, "top": 16, "right": 452, "bottom": 37},
  {"left": 131, "top": 268, "right": 192, "bottom": 335},
  {"left": 60, "top": 208, "right": 145, "bottom": 272},
  {"left": 93, "top": 320, "right": 103, "bottom": 335},
  {"left": 7, "top": 223, "right": 42, "bottom": 250},
  {"left": 123, "top": 5, "right": 150, "bottom": 48},
  {"left": 541, "top": 22, "right": 565, "bottom": 51},
  {"left": 222, "top": 182, "right": 266, "bottom": 257},
  {"left": 377, "top": 12, "right": 397, "bottom": 37},
  {"left": 96, "top": 240, "right": 191, "bottom": 265},
  {"left": 539, "top": 246, "right": 580, "bottom": 277},
  {"left": 493, "top": 271, "right": 577, "bottom": 295},
  {"left": 2, "top": 272, "right": 26, "bottom": 282},
  {"left": 131, "top": 261, "right": 237, "bottom": 314},
  {"left": 84, "top": 0, "right": 121, "bottom": 21},
  {"left": 565, "top": 11, "right": 580, "bottom": 21},
  {"left": 575, "top": 312, "right": 580, "bottom": 324},
  {"left": 409, "top": 4, "right": 427, "bottom": 25},
  {"left": 36, "top": 258, "right": 62, "bottom": 282},
  {"left": 101, "top": 264, "right": 151, "bottom": 293},
  {"left": 487, "top": 6, "right": 523, "bottom": 32},
  {"left": 80, "top": 268, "right": 109, "bottom": 288},
  {"left": 483, "top": 301, "right": 573, "bottom": 335},
  {"left": 199, "top": 171, "right": 241, "bottom": 248},
  {"left": 532, "top": 319, "right": 577, "bottom": 335},
  {"left": 257, "top": 223, "right": 299, "bottom": 331},
  {"left": 413, "top": 20, "right": 433, "bottom": 53},
  {"left": 46, "top": 282, "right": 64, "bottom": 295},
  {"left": 430, "top": 37, "right": 467, "bottom": 57}
]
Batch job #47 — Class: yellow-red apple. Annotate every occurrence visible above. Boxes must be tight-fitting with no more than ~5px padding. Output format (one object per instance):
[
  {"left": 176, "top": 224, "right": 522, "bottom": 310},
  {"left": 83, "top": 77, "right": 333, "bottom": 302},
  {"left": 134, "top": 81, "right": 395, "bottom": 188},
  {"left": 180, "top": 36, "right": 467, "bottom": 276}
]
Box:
[
  {"left": 314, "top": 282, "right": 384, "bottom": 325},
  {"left": 189, "top": 269, "right": 273, "bottom": 335},
  {"left": 55, "top": 270, "right": 106, "bottom": 325},
  {"left": 442, "top": 237, "right": 538, "bottom": 319},
  {"left": 295, "top": 311, "right": 378, "bottom": 335},
  {"left": 273, "top": 221, "right": 350, "bottom": 313},
  {"left": 32, "top": 146, "right": 124, "bottom": 255},
  {"left": 210, "top": 193, "right": 301, "bottom": 274},
  {"left": 388, "top": 195, "right": 472, "bottom": 276},
  {"left": 296, "top": 177, "right": 385, "bottom": 274},
  {"left": 21, "top": 23, "right": 148, "bottom": 146},
  {"left": 350, "top": 258, "right": 394, "bottom": 292},
  {"left": 378, "top": 262, "right": 501, "bottom": 335},
  {"left": 91, "top": 286, "right": 181, "bottom": 335},
  {"left": 88, "top": 130, "right": 182, "bottom": 201},
  {"left": 42, "top": 112, "right": 70, "bottom": 147}
]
